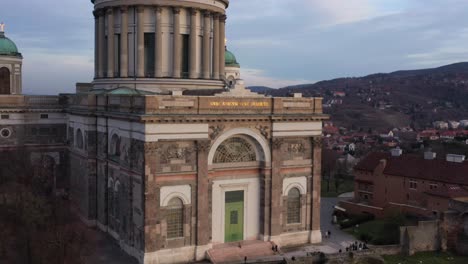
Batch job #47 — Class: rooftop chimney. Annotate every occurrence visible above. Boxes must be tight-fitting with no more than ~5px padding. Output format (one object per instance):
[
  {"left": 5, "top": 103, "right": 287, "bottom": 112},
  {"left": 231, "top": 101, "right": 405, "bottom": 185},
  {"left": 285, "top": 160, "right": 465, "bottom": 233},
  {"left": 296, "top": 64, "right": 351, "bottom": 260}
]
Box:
[
  {"left": 446, "top": 154, "right": 466, "bottom": 163},
  {"left": 424, "top": 152, "right": 437, "bottom": 160},
  {"left": 391, "top": 148, "right": 403, "bottom": 157}
]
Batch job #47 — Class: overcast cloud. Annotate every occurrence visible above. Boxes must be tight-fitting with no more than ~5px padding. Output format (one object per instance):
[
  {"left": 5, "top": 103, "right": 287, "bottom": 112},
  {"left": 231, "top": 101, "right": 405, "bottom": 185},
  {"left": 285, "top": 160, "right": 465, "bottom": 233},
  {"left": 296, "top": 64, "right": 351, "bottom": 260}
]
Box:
[{"left": 1, "top": 0, "right": 468, "bottom": 94}]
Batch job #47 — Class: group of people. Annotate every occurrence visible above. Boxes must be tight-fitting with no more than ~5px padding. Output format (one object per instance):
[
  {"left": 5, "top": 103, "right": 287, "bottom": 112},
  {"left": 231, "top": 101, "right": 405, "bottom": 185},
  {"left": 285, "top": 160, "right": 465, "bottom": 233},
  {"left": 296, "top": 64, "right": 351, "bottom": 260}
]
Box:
[
  {"left": 341, "top": 241, "right": 369, "bottom": 252},
  {"left": 324, "top": 230, "right": 332, "bottom": 239},
  {"left": 271, "top": 245, "right": 279, "bottom": 253}
]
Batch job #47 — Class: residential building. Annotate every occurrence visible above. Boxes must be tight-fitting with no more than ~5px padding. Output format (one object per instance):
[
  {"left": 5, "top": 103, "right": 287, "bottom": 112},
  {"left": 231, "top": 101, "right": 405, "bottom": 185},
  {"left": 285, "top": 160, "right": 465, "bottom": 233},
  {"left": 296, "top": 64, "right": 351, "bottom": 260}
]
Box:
[{"left": 340, "top": 151, "right": 468, "bottom": 218}]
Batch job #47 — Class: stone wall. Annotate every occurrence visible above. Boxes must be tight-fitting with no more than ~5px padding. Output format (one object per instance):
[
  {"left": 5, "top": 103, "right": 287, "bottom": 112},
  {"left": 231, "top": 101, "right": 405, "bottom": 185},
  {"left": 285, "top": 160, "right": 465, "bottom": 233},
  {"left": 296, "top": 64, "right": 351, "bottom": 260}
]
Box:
[{"left": 400, "top": 220, "right": 441, "bottom": 255}]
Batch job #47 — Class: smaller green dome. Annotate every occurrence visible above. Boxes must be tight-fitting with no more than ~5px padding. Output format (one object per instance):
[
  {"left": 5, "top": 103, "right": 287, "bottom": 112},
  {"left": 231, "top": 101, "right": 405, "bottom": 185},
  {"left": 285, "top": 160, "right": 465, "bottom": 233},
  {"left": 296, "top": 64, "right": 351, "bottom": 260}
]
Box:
[
  {"left": 0, "top": 32, "right": 21, "bottom": 57},
  {"left": 225, "top": 48, "right": 240, "bottom": 68}
]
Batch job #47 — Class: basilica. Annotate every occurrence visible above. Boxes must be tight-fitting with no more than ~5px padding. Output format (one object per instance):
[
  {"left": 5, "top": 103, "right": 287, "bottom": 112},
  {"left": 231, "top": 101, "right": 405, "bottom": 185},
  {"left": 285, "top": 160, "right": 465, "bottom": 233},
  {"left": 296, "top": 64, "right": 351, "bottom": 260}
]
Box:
[{"left": 0, "top": 1, "right": 327, "bottom": 263}]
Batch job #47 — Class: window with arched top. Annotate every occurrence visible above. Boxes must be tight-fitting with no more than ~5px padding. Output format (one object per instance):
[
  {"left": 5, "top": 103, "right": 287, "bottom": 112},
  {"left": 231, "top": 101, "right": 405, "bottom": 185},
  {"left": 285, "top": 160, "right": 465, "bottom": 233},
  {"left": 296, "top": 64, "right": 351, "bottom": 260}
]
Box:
[
  {"left": 76, "top": 129, "right": 84, "bottom": 149},
  {"left": 213, "top": 137, "right": 257, "bottom": 164},
  {"left": 114, "top": 181, "right": 120, "bottom": 220},
  {"left": 110, "top": 134, "right": 121, "bottom": 157},
  {"left": 166, "top": 197, "right": 184, "bottom": 239},
  {"left": 287, "top": 188, "right": 301, "bottom": 224},
  {"left": 108, "top": 179, "right": 114, "bottom": 218},
  {"left": 0, "top": 67, "right": 10, "bottom": 95}
]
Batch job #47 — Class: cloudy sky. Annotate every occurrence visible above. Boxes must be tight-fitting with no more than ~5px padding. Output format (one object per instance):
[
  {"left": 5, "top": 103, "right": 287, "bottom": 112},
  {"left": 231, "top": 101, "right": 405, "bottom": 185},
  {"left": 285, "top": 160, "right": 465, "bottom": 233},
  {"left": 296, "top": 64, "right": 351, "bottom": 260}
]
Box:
[{"left": 2, "top": 0, "right": 468, "bottom": 94}]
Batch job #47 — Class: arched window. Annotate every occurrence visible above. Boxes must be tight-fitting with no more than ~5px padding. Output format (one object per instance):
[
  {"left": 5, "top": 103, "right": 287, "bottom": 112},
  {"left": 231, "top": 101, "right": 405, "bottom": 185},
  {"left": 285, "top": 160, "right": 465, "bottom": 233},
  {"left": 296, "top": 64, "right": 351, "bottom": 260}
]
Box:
[
  {"left": 167, "top": 197, "right": 184, "bottom": 239},
  {"left": 110, "top": 134, "right": 121, "bottom": 157},
  {"left": 114, "top": 181, "right": 120, "bottom": 220},
  {"left": 76, "top": 129, "right": 84, "bottom": 149},
  {"left": 0, "top": 67, "right": 10, "bottom": 94},
  {"left": 108, "top": 178, "right": 114, "bottom": 217},
  {"left": 287, "top": 188, "right": 301, "bottom": 224},
  {"left": 213, "top": 137, "right": 257, "bottom": 164}
]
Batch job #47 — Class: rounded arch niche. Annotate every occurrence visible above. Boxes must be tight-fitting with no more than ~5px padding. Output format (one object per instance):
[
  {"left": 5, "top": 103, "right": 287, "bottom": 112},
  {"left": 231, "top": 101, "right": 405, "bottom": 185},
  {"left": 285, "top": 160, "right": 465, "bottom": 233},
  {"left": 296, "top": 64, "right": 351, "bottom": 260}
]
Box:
[{"left": 208, "top": 128, "right": 271, "bottom": 166}]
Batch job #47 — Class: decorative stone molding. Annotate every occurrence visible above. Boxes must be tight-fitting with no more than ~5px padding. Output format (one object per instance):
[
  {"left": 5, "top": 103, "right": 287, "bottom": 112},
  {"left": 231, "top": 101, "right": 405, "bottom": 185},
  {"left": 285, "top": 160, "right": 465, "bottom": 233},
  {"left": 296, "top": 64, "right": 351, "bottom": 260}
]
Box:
[
  {"left": 120, "top": 6, "right": 129, "bottom": 13},
  {"left": 272, "top": 138, "right": 284, "bottom": 150},
  {"left": 196, "top": 140, "right": 211, "bottom": 153},
  {"left": 283, "top": 176, "right": 307, "bottom": 195},
  {"left": 160, "top": 185, "right": 191, "bottom": 206},
  {"left": 144, "top": 142, "right": 159, "bottom": 153},
  {"left": 288, "top": 143, "right": 305, "bottom": 154},
  {"left": 172, "top": 7, "right": 181, "bottom": 14},
  {"left": 219, "top": 14, "right": 227, "bottom": 22},
  {"left": 136, "top": 6, "right": 145, "bottom": 13},
  {"left": 209, "top": 125, "right": 225, "bottom": 140},
  {"left": 203, "top": 10, "right": 211, "bottom": 17},
  {"left": 154, "top": 6, "right": 162, "bottom": 13},
  {"left": 312, "top": 137, "right": 322, "bottom": 148},
  {"left": 255, "top": 125, "right": 269, "bottom": 139},
  {"left": 159, "top": 144, "right": 192, "bottom": 163}
]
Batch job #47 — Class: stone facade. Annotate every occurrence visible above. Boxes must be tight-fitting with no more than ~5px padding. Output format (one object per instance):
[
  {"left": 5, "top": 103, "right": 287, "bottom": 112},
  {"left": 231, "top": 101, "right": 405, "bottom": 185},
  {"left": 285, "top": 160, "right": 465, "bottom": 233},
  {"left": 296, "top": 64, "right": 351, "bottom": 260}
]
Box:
[
  {"left": 62, "top": 92, "right": 327, "bottom": 263},
  {"left": 0, "top": 1, "right": 329, "bottom": 263}
]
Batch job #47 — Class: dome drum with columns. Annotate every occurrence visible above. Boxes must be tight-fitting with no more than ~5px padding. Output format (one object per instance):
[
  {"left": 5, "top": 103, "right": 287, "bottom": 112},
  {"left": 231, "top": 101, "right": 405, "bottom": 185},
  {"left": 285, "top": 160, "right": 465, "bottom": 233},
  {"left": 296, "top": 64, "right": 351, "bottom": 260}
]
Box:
[
  {"left": 91, "top": 0, "right": 230, "bottom": 93},
  {"left": 0, "top": 24, "right": 23, "bottom": 95}
]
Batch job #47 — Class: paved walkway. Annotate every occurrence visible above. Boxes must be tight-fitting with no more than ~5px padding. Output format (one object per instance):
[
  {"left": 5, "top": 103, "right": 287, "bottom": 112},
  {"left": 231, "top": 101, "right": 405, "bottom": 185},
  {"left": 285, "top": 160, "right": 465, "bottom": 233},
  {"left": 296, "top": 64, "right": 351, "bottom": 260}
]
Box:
[{"left": 320, "top": 197, "right": 358, "bottom": 250}]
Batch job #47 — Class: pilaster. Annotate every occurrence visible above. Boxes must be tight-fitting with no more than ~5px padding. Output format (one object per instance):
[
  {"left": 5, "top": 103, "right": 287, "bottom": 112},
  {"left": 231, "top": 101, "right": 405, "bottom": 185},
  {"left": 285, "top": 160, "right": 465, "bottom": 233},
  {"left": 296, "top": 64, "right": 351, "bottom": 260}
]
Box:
[
  {"left": 212, "top": 13, "right": 220, "bottom": 80},
  {"left": 97, "top": 10, "right": 105, "bottom": 78},
  {"left": 120, "top": 6, "right": 129, "bottom": 78},
  {"left": 202, "top": 11, "right": 211, "bottom": 79},
  {"left": 172, "top": 7, "right": 182, "bottom": 78},
  {"left": 136, "top": 6, "right": 145, "bottom": 78},
  {"left": 189, "top": 8, "right": 199, "bottom": 79},
  {"left": 311, "top": 137, "right": 322, "bottom": 232},
  {"left": 196, "top": 140, "right": 211, "bottom": 245},
  {"left": 219, "top": 15, "right": 226, "bottom": 79},
  {"left": 270, "top": 138, "right": 284, "bottom": 236},
  {"left": 106, "top": 8, "right": 115, "bottom": 78},
  {"left": 154, "top": 6, "right": 163, "bottom": 78}
]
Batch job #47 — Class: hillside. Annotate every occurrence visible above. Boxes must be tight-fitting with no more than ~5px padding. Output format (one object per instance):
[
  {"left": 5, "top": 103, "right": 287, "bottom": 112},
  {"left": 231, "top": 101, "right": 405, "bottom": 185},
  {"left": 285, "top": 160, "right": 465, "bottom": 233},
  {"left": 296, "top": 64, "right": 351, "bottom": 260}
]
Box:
[{"left": 249, "top": 62, "right": 468, "bottom": 131}]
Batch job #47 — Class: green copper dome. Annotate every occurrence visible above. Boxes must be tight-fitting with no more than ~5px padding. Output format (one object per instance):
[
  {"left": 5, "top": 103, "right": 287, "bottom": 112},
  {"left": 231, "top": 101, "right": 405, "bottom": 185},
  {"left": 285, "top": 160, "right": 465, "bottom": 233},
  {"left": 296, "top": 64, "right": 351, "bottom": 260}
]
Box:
[
  {"left": 225, "top": 48, "right": 240, "bottom": 68},
  {"left": 0, "top": 32, "right": 21, "bottom": 57}
]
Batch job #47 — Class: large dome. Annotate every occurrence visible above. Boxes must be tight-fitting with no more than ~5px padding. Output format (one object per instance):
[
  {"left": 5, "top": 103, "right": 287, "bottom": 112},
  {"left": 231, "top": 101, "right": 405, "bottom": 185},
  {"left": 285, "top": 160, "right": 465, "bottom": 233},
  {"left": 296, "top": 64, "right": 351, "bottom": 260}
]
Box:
[
  {"left": 225, "top": 49, "right": 240, "bottom": 68},
  {"left": 0, "top": 32, "right": 20, "bottom": 57}
]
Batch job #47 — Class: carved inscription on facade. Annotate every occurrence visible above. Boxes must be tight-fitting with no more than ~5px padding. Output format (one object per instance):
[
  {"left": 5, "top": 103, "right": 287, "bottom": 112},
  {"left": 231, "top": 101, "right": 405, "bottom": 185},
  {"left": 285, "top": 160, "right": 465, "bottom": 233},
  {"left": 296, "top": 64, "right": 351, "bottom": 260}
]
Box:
[{"left": 209, "top": 101, "right": 269, "bottom": 107}]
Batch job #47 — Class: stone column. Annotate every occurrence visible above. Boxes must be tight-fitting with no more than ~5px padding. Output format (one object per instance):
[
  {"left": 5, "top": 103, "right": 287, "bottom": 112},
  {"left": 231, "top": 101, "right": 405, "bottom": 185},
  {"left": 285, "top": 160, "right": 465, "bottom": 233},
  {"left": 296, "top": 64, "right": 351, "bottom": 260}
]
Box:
[
  {"left": 107, "top": 8, "right": 115, "bottom": 78},
  {"left": 189, "top": 8, "right": 198, "bottom": 79},
  {"left": 94, "top": 11, "right": 99, "bottom": 78},
  {"left": 98, "top": 10, "right": 105, "bottom": 78},
  {"left": 270, "top": 138, "right": 284, "bottom": 236},
  {"left": 196, "top": 140, "right": 211, "bottom": 245},
  {"left": 172, "top": 7, "right": 182, "bottom": 78},
  {"left": 154, "top": 6, "right": 163, "bottom": 78},
  {"left": 120, "top": 6, "right": 129, "bottom": 78},
  {"left": 219, "top": 15, "right": 226, "bottom": 79},
  {"left": 136, "top": 6, "right": 145, "bottom": 78},
  {"left": 212, "top": 14, "right": 220, "bottom": 80},
  {"left": 202, "top": 11, "right": 211, "bottom": 79},
  {"left": 310, "top": 137, "right": 322, "bottom": 243},
  {"left": 262, "top": 170, "right": 272, "bottom": 239}
]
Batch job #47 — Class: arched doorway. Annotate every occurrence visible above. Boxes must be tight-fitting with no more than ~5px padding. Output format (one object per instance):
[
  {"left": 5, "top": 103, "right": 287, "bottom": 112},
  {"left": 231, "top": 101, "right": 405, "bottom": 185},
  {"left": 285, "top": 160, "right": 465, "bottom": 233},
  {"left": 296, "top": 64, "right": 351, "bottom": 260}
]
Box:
[
  {"left": 209, "top": 131, "right": 269, "bottom": 244},
  {"left": 0, "top": 67, "right": 10, "bottom": 94}
]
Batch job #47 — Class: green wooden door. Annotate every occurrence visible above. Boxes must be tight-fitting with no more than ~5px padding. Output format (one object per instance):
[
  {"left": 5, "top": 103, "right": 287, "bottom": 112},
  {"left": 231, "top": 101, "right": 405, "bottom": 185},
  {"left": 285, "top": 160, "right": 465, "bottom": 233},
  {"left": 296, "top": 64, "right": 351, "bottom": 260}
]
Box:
[{"left": 225, "top": 191, "right": 244, "bottom": 243}]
